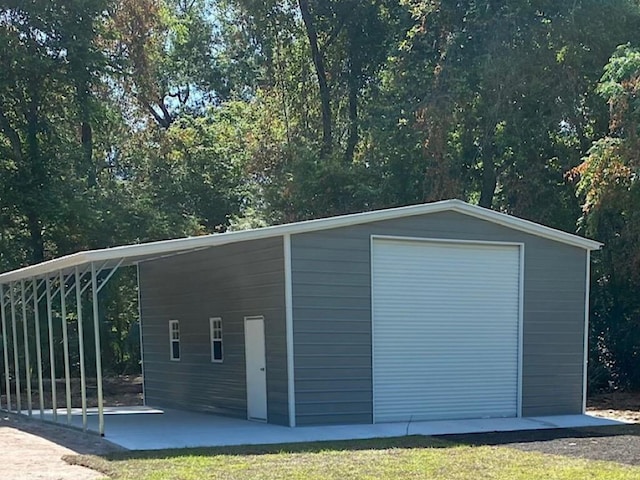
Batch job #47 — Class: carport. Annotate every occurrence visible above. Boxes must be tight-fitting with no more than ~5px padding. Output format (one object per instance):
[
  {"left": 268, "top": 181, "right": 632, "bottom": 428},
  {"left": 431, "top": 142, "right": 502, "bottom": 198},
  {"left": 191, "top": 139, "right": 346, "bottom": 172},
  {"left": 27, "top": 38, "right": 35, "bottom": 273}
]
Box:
[{"left": 0, "top": 232, "right": 271, "bottom": 436}]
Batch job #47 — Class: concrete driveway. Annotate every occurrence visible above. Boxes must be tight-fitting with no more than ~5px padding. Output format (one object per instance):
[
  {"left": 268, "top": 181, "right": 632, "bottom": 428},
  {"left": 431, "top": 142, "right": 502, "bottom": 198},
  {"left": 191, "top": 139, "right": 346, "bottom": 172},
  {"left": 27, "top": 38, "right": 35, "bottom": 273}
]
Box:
[{"left": 33, "top": 406, "right": 624, "bottom": 450}]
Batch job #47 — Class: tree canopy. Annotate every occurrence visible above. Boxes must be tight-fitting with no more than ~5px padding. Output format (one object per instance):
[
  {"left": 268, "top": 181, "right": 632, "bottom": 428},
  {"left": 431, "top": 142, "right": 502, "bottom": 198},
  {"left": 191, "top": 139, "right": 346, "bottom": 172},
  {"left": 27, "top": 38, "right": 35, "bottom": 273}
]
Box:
[{"left": 1, "top": 0, "right": 640, "bottom": 390}]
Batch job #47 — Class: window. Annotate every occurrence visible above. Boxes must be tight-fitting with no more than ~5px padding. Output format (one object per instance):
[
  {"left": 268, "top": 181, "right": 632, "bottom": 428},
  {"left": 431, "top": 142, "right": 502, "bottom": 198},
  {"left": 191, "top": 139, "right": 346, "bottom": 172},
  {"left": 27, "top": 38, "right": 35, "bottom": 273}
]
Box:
[
  {"left": 210, "top": 317, "right": 223, "bottom": 362},
  {"left": 169, "top": 320, "right": 180, "bottom": 361}
]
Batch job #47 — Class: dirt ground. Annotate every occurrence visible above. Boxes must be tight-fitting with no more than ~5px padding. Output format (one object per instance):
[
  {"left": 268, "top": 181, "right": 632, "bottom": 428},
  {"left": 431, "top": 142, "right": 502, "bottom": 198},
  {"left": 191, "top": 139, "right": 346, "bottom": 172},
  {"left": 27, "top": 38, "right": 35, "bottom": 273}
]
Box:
[
  {"left": 0, "top": 385, "right": 639, "bottom": 479},
  {"left": 443, "top": 422, "right": 640, "bottom": 466},
  {"left": 1, "top": 375, "right": 144, "bottom": 410},
  {"left": 436, "top": 392, "right": 640, "bottom": 466},
  {"left": 587, "top": 391, "right": 640, "bottom": 423}
]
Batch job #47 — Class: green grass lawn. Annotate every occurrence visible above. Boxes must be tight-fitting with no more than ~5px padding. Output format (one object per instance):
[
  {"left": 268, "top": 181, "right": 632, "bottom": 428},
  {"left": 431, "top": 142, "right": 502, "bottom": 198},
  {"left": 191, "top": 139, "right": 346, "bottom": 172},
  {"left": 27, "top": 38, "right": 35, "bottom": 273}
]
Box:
[{"left": 69, "top": 436, "right": 640, "bottom": 480}]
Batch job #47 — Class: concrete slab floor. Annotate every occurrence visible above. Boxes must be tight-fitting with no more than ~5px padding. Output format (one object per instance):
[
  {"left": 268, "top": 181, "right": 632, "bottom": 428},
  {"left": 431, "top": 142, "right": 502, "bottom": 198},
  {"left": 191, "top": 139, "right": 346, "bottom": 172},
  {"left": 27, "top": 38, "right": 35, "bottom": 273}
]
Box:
[{"left": 26, "top": 407, "right": 625, "bottom": 451}]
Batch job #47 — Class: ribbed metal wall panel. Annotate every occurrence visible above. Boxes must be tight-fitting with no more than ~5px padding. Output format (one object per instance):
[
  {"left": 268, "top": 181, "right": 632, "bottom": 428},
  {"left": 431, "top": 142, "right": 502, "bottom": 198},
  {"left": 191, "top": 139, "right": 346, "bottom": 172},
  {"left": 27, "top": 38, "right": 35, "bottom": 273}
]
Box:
[
  {"left": 372, "top": 238, "right": 520, "bottom": 422},
  {"left": 139, "top": 236, "right": 289, "bottom": 425}
]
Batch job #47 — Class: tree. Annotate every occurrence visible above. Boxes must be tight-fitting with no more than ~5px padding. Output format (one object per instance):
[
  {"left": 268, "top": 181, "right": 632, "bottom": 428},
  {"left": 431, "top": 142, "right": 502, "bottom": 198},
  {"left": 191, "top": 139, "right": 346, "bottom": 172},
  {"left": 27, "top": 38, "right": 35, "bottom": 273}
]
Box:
[
  {"left": 105, "top": 0, "right": 227, "bottom": 128},
  {"left": 0, "top": 0, "right": 111, "bottom": 265},
  {"left": 364, "top": 0, "right": 639, "bottom": 229},
  {"left": 573, "top": 44, "right": 640, "bottom": 390},
  {"left": 2, "top": 0, "right": 640, "bottom": 386}
]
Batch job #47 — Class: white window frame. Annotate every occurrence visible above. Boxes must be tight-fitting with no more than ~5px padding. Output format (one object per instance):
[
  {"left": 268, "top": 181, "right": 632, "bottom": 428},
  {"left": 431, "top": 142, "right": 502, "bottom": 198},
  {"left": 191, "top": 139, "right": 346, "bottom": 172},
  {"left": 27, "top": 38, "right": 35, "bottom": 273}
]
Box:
[
  {"left": 169, "top": 320, "right": 180, "bottom": 361},
  {"left": 210, "top": 317, "right": 224, "bottom": 363}
]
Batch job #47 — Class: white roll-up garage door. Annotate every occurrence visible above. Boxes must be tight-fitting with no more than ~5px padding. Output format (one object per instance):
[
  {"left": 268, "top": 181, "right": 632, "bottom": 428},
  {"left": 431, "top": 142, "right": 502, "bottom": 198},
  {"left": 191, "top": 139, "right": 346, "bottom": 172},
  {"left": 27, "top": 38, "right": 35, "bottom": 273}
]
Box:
[{"left": 372, "top": 238, "right": 521, "bottom": 423}]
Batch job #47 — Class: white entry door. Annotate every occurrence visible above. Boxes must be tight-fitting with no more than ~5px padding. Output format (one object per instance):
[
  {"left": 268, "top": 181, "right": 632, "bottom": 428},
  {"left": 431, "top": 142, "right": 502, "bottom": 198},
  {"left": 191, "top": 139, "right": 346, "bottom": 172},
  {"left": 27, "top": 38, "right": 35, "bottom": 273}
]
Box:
[{"left": 244, "top": 316, "right": 268, "bottom": 421}]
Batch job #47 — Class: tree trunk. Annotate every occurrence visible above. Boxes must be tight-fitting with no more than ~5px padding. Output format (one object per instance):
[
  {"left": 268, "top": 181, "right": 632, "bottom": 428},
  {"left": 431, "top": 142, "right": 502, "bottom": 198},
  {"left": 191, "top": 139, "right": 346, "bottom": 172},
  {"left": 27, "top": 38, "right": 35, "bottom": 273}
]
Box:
[
  {"left": 479, "top": 155, "right": 497, "bottom": 208},
  {"left": 26, "top": 212, "right": 45, "bottom": 263},
  {"left": 81, "top": 119, "right": 95, "bottom": 187},
  {"left": 25, "top": 93, "right": 45, "bottom": 263},
  {"left": 73, "top": 73, "right": 96, "bottom": 187},
  {"left": 298, "top": 0, "right": 332, "bottom": 155},
  {"left": 68, "top": 36, "right": 97, "bottom": 187},
  {"left": 344, "top": 46, "right": 359, "bottom": 164},
  {"left": 146, "top": 101, "right": 173, "bottom": 129}
]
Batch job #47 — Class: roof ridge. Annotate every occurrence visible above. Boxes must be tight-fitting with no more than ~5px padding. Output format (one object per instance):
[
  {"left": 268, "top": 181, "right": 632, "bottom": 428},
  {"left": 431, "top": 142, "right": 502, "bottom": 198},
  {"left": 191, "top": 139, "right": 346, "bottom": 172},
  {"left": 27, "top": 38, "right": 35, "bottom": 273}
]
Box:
[{"left": 0, "top": 199, "right": 602, "bottom": 284}]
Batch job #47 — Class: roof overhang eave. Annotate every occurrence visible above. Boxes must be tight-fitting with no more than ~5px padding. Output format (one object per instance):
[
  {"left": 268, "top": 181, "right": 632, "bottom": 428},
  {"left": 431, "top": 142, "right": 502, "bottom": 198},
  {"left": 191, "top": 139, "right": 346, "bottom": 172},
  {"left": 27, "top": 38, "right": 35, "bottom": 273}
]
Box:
[
  {"left": 0, "top": 199, "right": 603, "bottom": 285},
  {"left": 448, "top": 202, "right": 604, "bottom": 251}
]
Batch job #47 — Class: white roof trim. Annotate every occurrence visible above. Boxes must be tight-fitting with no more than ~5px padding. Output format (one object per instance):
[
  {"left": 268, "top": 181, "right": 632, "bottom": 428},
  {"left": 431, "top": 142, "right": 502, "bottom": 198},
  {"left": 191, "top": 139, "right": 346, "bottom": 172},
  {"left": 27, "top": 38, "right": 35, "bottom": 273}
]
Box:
[{"left": 0, "top": 199, "right": 602, "bottom": 284}]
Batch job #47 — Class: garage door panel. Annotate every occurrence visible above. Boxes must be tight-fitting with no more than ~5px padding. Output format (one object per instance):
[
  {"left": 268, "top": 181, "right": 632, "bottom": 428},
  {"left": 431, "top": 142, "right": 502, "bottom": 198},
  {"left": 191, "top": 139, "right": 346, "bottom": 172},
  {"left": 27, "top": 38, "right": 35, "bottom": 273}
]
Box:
[{"left": 372, "top": 239, "right": 521, "bottom": 422}]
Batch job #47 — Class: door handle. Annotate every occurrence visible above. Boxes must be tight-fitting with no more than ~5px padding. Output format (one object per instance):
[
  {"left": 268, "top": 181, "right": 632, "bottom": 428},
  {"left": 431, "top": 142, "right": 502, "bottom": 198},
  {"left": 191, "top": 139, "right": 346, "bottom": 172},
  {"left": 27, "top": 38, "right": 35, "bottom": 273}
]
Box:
[{"left": 260, "top": 367, "right": 265, "bottom": 371}]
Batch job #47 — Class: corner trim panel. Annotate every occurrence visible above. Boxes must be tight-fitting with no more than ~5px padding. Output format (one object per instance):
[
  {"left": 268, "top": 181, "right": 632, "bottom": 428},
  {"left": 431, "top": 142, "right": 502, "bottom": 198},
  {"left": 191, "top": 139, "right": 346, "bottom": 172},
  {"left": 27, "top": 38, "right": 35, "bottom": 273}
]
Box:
[{"left": 284, "top": 234, "right": 296, "bottom": 427}]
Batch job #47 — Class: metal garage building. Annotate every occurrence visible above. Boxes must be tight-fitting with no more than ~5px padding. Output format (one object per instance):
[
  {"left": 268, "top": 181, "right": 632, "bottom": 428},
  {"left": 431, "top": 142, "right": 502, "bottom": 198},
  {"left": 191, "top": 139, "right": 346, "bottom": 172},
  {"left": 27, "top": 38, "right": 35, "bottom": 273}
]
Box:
[{"left": 0, "top": 199, "right": 602, "bottom": 431}]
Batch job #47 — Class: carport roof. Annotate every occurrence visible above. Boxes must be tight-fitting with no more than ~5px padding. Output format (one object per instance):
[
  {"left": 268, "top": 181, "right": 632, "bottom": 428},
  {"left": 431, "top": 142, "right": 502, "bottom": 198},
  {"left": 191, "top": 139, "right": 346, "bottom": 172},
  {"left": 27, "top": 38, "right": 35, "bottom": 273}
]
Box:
[{"left": 0, "top": 199, "right": 602, "bottom": 284}]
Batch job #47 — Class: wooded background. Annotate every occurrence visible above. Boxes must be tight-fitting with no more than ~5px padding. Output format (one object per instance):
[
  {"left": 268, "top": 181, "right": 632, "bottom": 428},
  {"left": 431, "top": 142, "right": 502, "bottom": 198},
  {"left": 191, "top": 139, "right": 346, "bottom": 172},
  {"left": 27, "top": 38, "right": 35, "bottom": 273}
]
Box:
[{"left": 1, "top": 0, "right": 639, "bottom": 394}]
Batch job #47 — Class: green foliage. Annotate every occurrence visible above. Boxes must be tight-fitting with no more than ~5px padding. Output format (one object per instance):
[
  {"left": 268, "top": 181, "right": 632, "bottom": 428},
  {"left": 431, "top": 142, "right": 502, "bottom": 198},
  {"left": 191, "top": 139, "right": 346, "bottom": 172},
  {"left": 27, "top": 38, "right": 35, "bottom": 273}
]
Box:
[
  {"left": 1, "top": 0, "right": 640, "bottom": 386},
  {"left": 364, "top": 0, "right": 637, "bottom": 227},
  {"left": 575, "top": 44, "right": 640, "bottom": 391}
]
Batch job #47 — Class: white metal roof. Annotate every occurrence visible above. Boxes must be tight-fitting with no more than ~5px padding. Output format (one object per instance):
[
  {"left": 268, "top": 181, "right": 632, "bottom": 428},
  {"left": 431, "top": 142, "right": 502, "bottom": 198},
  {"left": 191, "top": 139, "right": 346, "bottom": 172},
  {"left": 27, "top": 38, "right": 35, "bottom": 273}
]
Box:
[{"left": 0, "top": 199, "right": 602, "bottom": 284}]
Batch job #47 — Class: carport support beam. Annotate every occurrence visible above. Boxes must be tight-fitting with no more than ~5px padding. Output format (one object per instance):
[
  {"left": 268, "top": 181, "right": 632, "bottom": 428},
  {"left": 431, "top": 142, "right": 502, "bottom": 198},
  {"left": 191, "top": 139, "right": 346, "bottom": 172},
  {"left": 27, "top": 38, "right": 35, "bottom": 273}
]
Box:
[
  {"left": 59, "top": 272, "right": 72, "bottom": 424},
  {"left": 75, "top": 266, "right": 88, "bottom": 431},
  {"left": 0, "top": 285, "right": 10, "bottom": 411},
  {"left": 32, "top": 279, "right": 45, "bottom": 418},
  {"left": 136, "top": 264, "right": 146, "bottom": 406},
  {"left": 45, "top": 277, "right": 57, "bottom": 421},
  {"left": 10, "top": 283, "right": 21, "bottom": 413},
  {"left": 91, "top": 263, "right": 105, "bottom": 436},
  {"left": 20, "top": 280, "right": 32, "bottom": 416}
]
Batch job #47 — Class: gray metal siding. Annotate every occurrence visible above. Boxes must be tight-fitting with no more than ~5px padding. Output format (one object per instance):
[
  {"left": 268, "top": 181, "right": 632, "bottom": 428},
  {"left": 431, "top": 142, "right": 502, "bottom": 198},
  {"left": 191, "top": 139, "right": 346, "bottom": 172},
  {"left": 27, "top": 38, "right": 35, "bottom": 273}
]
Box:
[
  {"left": 291, "top": 211, "right": 587, "bottom": 425},
  {"left": 139, "top": 236, "right": 289, "bottom": 425}
]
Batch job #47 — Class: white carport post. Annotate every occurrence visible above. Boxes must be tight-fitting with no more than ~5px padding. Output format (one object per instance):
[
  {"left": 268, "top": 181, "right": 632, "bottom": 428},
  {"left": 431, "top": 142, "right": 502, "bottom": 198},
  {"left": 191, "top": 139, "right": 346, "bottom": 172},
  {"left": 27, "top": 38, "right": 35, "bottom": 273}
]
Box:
[
  {"left": 75, "top": 266, "right": 88, "bottom": 431},
  {"left": 91, "top": 262, "right": 105, "bottom": 436},
  {"left": 10, "top": 283, "right": 21, "bottom": 413},
  {"left": 136, "top": 264, "right": 146, "bottom": 406},
  {"left": 91, "top": 258, "right": 124, "bottom": 436},
  {"left": 20, "top": 280, "right": 32, "bottom": 416},
  {"left": 0, "top": 284, "right": 10, "bottom": 411},
  {"left": 45, "top": 277, "right": 57, "bottom": 421},
  {"left": 59, "top": 271, "right": 73, "bottom": 424},
  {"left": 32, "top": 279, "right": 45, "bottom": 419}
]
